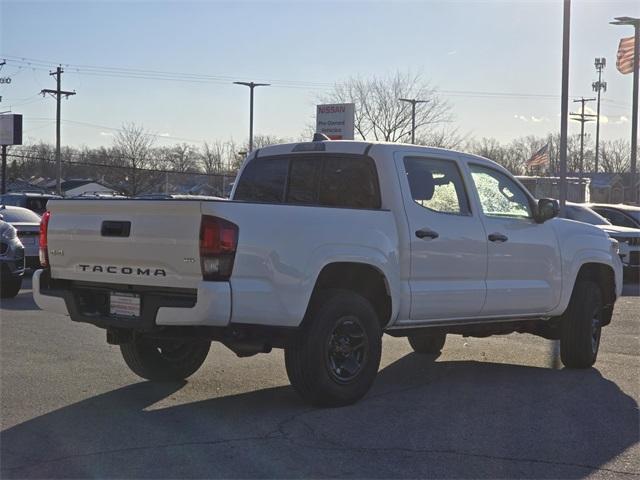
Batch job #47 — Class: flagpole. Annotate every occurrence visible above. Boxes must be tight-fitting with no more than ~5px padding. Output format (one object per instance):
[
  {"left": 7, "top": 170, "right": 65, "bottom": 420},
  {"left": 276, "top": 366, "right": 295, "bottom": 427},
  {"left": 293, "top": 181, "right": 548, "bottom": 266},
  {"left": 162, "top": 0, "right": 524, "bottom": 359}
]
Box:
[
  {"left": 633, "top": 23, "right": 639, "bottom": 204},
  {"left": 559, "top": 0, "right": 571, "bottom": 213},
  {"left": 611, "top": 16, "right": 640, "bottom": 204}
]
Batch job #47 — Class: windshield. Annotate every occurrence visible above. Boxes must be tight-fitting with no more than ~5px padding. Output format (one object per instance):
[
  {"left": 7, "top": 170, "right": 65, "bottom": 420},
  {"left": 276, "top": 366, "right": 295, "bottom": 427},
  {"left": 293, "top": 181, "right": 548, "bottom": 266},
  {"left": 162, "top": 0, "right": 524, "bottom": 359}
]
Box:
[
  {"left": 0, "top": 208, "right": 42, "bottom": 223},
  {"left": 566, "top": 205, "right": 611, "bottom": 225}
]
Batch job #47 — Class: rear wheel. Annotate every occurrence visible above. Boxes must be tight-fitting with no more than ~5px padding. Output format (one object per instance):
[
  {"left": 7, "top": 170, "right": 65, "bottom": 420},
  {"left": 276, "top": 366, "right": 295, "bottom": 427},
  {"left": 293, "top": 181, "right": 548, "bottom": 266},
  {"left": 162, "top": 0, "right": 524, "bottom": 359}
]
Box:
[
  {"left": 285, "top": 290, "right": 382, "bottom": 407},
  {"left": 560, "top": 280, "right": 603, "bottom": 369},
  {"left": 120, "top": 337, "right": 210, "bottom": 381},
  {"left": 0, "top": 276, "right": 22, "bottom": 299},
  {"left": 408, "top": 332, "right": 446, "bottom": 355}
]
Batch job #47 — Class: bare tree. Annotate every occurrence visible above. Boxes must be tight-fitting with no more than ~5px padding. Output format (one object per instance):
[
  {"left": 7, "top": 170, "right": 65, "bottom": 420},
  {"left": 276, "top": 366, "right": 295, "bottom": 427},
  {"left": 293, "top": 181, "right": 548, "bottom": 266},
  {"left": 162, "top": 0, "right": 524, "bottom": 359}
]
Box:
[
  {"left": 112, "top": 123, "right": 157, "bottom": 195},
  {"left": 201, "top": 141, "right": 227, "bottom": 174},
  {"left": 415, "top": 127, "right": 467, "bottom": 150},
  {"left": 322, "top": 71, "right": 453, "bottom": 142},
  {"left": 600, "top": 139, "right": 631, "bottom": 174},
  {"left": 164, "top": 143, "right": 199, "bottom": 173}
]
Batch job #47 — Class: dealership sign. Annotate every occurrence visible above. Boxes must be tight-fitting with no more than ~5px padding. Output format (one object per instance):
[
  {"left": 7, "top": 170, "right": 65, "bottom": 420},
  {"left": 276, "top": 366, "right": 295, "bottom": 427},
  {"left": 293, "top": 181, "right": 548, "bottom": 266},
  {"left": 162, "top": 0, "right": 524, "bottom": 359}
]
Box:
[
  {"left": 316, "top": 103, "right": 355, "bottom": 140},
  {"left": 0, "top": 114, "right": 22, "bottom": 145}
]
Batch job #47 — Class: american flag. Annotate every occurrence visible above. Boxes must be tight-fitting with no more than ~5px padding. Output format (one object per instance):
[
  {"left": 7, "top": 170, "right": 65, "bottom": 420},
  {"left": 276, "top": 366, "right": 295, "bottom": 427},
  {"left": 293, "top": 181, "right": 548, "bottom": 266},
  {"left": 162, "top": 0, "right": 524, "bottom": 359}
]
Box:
[
  {"left": 527, "top": 144, "right": 550, "bottom": 168},
  {"left": 617, "top": 36, "right": 637, "bottom": 75}
]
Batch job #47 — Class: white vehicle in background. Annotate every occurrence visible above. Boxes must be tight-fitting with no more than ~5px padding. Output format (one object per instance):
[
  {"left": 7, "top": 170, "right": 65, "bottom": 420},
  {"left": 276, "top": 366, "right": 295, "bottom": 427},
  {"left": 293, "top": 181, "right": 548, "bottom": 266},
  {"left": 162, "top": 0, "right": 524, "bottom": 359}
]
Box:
[
  {"left": 33, "top": 139, "right": 623, "bottom": 406},
  {"left": 0, "top": 206, "right": 41, "bottom": 269},
  {"left": 565, "top": 202, "right": 640, "bottom": 274}
]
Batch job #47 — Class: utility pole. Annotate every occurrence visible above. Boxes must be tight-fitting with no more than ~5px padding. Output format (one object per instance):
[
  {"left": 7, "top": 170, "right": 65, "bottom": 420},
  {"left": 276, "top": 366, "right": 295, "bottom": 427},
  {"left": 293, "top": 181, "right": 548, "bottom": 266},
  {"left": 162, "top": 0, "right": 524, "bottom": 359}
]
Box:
[
  {"left": 398, "top": 98, "right": 428, "bottom": 144},
  {"left": 611, "top": 16, "right": 640, "bottom": 204},
  {"left": 592, "top": 58, "right": 607, "bottom": 173},
  {"left": 41, "top": 66, "right": 76, "bottom": 195},
  {"left": 233, "top": 81, "right": 270, "bottom": 152},
  {"left": 570, "top": 97, "right": 597, "bottom": 201}
]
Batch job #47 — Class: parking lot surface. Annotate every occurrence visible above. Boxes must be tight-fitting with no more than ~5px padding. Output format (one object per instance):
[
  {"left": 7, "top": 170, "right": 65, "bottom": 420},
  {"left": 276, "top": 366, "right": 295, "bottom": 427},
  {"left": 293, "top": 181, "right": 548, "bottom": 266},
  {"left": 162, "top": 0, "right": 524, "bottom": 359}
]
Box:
[{"left": 1, "top": 277, "right": 638, "bottom": 479}]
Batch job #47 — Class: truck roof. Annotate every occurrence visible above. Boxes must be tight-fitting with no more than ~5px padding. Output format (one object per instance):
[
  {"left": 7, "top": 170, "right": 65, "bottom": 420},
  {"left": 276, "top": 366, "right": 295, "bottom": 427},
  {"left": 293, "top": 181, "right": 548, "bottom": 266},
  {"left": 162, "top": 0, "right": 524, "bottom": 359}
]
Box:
[{"left": 253, "top": 140, "right": 503, "bottom": 171}]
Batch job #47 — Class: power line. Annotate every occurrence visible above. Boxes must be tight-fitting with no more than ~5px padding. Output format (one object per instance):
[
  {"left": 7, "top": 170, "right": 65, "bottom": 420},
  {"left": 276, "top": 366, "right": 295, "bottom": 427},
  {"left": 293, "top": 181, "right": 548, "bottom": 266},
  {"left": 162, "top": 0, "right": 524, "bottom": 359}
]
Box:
[{"left": 4, "top": 55, "right": 632, "bottom": 103}]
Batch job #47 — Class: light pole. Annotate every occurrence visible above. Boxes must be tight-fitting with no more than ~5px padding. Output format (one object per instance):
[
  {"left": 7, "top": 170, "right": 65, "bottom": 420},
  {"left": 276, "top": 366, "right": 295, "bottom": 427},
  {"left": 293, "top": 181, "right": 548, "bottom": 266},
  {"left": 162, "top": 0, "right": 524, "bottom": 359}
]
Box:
[
  {"left": 399, "top": 98, "right": 428, "bottom": 144},
  {"left": 233, "top": 81, "right": 270, "bottom": 152},
  {"left": 559, "top": 0, "right": 571, "bottom": 213},
  {"left": 610, "top": 16, "right": 639, "bottom": 204},
  {"left": 592, "top": 58, "right": 607, "bottom": 173}
]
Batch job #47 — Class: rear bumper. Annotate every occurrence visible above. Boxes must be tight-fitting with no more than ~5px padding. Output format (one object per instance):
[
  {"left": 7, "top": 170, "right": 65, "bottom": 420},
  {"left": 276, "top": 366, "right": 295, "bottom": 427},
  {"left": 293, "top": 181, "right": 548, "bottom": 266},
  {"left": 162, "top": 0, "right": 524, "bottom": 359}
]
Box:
[{"left": 32, "top": 269, "right": 231, "bottom": 328}]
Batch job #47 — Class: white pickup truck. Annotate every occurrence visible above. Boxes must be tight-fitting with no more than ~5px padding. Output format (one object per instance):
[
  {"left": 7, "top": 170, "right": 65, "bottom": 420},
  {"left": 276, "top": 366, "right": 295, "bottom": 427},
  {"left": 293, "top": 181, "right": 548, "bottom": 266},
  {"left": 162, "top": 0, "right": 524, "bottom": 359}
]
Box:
[{"left": 33, "top": 139, "right": 623, "bottom": 407}]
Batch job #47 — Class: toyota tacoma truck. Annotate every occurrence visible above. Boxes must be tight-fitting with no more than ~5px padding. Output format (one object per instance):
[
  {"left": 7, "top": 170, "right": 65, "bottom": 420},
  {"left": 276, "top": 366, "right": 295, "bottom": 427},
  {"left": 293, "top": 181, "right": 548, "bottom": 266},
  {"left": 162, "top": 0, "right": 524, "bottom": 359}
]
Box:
[{"left": 33, "top": 139, "right": 623, "bottom": 407}]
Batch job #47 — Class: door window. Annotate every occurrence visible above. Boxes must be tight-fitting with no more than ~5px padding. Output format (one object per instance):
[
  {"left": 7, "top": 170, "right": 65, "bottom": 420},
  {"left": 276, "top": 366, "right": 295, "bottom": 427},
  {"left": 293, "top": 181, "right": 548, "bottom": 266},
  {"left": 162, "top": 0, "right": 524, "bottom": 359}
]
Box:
[
  {"left": 469, "top": 164, "right": 532, "bottom": 218},
  {"left": 403, "top": 157, "right": 470, "bottom": 215}
]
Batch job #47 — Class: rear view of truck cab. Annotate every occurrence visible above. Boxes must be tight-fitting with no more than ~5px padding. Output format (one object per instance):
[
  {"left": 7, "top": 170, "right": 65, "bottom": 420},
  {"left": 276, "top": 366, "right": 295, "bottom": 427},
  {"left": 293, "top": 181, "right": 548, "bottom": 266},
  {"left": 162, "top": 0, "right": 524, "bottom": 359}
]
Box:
[{"left": 33, "top": 138, "right": 622, "bottom": 407}]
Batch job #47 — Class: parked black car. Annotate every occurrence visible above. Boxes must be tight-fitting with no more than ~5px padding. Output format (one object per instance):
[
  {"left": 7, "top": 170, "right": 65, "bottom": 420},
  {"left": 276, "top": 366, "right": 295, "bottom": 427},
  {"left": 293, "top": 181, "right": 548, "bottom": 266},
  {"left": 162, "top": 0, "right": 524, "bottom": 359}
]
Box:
[{"left": 589, "top": 203, "right": 640, "bottom": 229}]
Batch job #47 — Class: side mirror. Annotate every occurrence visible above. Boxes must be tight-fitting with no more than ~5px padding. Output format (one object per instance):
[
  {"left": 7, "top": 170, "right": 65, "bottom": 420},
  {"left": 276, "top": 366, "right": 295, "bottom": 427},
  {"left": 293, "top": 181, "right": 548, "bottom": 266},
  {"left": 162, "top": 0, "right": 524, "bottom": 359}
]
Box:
[{"left": 535, "top": 198, "right": 559, "bottom": 223}]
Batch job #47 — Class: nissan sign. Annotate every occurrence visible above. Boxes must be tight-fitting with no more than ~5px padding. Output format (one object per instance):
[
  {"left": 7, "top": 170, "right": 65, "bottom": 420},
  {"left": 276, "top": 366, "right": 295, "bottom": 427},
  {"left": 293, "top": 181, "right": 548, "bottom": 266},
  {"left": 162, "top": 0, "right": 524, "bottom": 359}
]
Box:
[{"left": 316, "top": 103, "right": 355, "bottom": 140}]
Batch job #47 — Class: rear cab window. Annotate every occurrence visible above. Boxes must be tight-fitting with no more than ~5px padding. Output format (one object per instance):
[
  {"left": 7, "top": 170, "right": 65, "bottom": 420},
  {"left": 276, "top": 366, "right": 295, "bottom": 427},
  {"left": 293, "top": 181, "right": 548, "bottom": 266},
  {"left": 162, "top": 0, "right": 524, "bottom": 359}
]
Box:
[{"left": 234, "top": 154, "right": 381, "bottom": 209}]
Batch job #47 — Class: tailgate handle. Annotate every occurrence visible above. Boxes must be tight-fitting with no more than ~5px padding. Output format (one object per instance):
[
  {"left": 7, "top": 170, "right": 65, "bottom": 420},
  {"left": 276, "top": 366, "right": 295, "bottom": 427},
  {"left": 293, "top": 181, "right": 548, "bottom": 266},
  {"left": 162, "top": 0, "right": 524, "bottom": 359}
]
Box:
[{"left": 101, "top": 221, "right": 131, "bottom": 237}]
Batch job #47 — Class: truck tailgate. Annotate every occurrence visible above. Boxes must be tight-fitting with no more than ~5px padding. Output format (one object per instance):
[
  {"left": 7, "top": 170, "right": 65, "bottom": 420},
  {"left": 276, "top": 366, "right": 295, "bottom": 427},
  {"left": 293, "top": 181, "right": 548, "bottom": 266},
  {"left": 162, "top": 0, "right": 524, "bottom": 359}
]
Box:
[{"left": 46, "top": 200, "right": 206, "bottom": 288}]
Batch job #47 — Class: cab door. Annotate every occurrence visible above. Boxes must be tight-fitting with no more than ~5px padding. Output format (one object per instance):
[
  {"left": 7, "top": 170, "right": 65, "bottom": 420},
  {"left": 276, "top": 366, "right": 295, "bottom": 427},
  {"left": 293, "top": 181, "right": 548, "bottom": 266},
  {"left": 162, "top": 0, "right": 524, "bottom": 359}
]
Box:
[
  {"left": 466, "top": 163, "right": 562, "bottom": 315},
  {"left": 396, "top": 154, "right": 488, "bottom": 321}
]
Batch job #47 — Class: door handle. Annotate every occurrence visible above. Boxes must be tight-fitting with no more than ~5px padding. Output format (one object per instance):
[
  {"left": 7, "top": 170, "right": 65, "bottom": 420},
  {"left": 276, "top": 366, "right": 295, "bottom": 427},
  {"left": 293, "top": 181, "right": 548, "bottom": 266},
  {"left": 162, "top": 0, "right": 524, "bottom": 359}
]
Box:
[
  {"left": 488, "top": 232, "right": 508, "bottom": 242},
  {"left": 416, "top": 228, "right": 439, "bottom": 240}
]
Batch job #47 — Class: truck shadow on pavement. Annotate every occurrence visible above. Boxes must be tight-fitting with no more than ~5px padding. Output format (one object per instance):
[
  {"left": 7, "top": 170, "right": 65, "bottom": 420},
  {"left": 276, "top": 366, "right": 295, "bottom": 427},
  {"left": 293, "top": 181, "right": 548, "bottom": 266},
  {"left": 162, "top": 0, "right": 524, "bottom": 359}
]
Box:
[{"left": 1, "top": 354, "right": 638, "bottom": 479}]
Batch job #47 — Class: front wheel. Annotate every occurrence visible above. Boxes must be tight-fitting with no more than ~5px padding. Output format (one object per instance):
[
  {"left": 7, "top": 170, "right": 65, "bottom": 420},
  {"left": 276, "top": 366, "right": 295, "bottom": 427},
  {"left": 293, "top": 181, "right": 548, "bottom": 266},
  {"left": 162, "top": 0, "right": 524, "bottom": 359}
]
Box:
[
  {"left": 120, "top": 337, "right": 211, "bottom": 381},
  {"left": 284, "top": 290, "right": 382, "bottom": 407},
  {"left": 560, "top": 280, "right": 603, "bottom": 369}
]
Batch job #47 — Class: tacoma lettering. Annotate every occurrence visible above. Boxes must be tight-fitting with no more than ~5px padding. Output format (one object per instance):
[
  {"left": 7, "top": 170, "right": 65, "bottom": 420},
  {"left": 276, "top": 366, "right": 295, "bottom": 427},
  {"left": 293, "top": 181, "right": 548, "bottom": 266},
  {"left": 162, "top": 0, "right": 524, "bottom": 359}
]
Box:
[{"left": 77, "top": 265, "right": 167, "bottom": 276}]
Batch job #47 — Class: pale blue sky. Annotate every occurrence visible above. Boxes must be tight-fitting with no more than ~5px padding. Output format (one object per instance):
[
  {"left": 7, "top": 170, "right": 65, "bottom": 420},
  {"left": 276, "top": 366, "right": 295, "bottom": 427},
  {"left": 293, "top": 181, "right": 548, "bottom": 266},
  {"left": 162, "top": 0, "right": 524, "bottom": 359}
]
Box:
[{"left": 1, "top": 0, "right": 638, "bottom": 148}]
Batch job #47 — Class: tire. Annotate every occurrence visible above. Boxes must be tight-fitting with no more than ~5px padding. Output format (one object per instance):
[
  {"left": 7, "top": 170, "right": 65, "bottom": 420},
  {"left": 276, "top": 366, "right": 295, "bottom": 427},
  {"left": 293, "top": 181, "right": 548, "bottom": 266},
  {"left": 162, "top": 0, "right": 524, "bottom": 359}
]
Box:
[
  {"left": 560, "top": 280, "right": 603, "bottom": 369},
  {"left": 120, "top": 337, "right": 211, "bottom": 381},
  {"left": 284, "top": 290, "right": 382, "bottom": 407},
  {"left": 0, "top": 276, "right": 22, "bottom": 299},
  {"left": 408, "top": 332, "right": 446, "bottom": 355}
]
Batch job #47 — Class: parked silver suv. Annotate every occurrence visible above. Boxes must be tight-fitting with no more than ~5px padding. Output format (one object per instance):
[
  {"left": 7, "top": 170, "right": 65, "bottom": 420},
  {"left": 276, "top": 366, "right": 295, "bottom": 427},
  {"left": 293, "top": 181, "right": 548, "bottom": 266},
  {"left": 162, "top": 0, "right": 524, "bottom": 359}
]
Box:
[{"left": 0, "top": 220, "right": 25, "bottom": 298}]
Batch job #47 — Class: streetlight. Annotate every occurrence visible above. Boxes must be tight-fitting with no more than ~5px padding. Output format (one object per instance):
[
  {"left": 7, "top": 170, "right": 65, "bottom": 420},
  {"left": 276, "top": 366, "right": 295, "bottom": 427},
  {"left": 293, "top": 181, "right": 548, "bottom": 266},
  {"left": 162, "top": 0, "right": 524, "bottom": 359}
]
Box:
[
  {"left": 592, "top": 58, "right": 607, "bottom": 173},
  {"left": 233, "top": 81, "right": 270, "bottom": 152},
  {"left": 398, "top": 98, "right": 428, "bottom": 144},
  {"left": 610, "top": 16, "right": 639, "bottom": 204}
]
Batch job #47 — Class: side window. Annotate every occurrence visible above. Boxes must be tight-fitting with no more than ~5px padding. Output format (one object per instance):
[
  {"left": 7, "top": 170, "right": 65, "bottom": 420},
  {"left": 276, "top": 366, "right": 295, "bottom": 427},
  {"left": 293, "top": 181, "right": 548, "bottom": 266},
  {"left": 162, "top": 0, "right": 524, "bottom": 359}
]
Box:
[
  {"left": 469, "top": 164, "right": 532, "bottom": 218},
  {"left": 403, "top": 157, "right": 470, "bottom": 215},
  {"left": 317, "top": 157, "right": 380, "bottom": 209},
  {"left": 234, "top": 157, "right": 288, "bottom": 203}
]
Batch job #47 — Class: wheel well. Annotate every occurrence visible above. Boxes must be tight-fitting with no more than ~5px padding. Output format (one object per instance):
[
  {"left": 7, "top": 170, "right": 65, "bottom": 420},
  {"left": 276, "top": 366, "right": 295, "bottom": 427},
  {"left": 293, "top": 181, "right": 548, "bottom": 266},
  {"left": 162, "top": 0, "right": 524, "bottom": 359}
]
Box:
[
  {"left": 308, "top": 262, "right": 392, "bottom": 329},
  {"left": 575, "top": 262, "right": 616, "bottom": 325}
]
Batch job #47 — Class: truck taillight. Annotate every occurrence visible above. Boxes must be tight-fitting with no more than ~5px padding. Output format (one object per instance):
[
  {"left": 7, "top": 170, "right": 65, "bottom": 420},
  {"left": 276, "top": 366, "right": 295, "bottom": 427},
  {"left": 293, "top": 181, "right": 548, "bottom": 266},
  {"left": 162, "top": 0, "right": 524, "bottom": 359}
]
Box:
[
  {"left": 39, "top": 211, "right": 51, "bottom": 267},
  {"left": 199, "top": 215, "right": 238, "bottom": 281}
]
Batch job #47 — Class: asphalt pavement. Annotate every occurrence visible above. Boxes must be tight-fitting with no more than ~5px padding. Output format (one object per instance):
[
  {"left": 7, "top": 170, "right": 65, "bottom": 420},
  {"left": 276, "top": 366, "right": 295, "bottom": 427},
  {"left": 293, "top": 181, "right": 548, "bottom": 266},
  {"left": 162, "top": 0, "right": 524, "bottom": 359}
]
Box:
[{"left": 1, "top": 277, "right": 638, "bottom": 479}]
